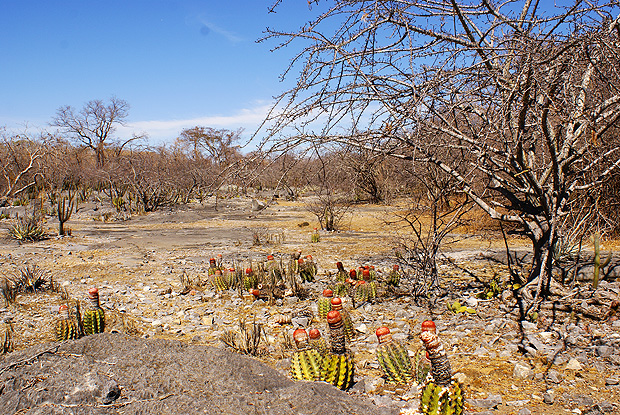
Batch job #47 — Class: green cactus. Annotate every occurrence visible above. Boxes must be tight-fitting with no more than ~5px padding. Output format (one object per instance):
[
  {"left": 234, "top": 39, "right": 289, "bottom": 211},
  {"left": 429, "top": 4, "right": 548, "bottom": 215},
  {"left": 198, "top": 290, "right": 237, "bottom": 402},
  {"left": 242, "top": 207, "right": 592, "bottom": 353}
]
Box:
[
  {"left": 83, "top": 288, "right": 105, "bottom": 335},
  {"left": 387, "top": 265, "right": 401, "bottom": 287},
  {"left": 420, "top": 380, "right": 464, "bottom": 415},
  {"left": 377, "top": 341, "right": 415, "bottom": 384},
  {"left": 330, "top": 281, "right": 349, "bottom": 297},
  {"left": 592, "top": 232, "right": 612, "bottom": 289},
  {"left": 310, "top": 228, "right": 320, "bottom": 243},
  {"left": 243, "top": 268, "right": 258, "bottom": 291},
  {"left": 321, "top": 352, "right": 354, "bottom": 390},
  {"left": 291, "top": 348, "right": 323, "bottom": 381},
  {"left": 56, "top": 305, "right": 79, "bottom": 341},
  {"left": 318, "top": 290, "right": 333, "bottom": 318},
  {"left": 211, "top": 271, "right": 229, "bottom": 291},
  {"left": 412, "top": 348, "right": 432, "bottom": 383}
]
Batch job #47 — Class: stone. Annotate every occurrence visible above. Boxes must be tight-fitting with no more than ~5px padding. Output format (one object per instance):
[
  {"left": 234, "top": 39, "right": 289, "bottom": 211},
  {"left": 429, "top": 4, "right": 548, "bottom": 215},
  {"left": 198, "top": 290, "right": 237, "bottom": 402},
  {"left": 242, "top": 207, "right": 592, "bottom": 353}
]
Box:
[
  {"left": 596, "top": 345, "right": 614, "bottom": 358},
  {"left": 543, "top": 391, "right": 555, "bottom": 404},
  {"left": 355, "top": 323, "right": 368, "bottom": 334},
  {"left": 518, "top": 408, "right": 532, "bottom": 415},
  {"left": 521, "top": 320, "right": 538, "bottom": 332},
  {"left": 474, "top": 346, "right": 489, "bottom": 356},
  {"left": 513, "top": 362, "right": 533, "bottom": 379},
  {"left": 566, "top": 358, "right": 583, "bottom": 370},
  {"left": 468, "top": 394, "right": 502, "bottom": 409},
  {"left": 546, "top": 369, "right": 562, "bottom": 384},
  {"left": 596, "top": 401, "right": 616, "bottom": 413},
  {"left": 604, "top": 377, "right": 619, "bottom": 385}
]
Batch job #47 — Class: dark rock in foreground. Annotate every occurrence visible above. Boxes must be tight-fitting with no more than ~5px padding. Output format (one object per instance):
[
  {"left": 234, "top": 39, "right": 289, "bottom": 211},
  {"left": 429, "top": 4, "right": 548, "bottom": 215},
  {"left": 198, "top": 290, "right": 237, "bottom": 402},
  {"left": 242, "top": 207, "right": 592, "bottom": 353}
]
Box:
[{"left": 0, "top": 333, "right": 397, "bottom": 415}]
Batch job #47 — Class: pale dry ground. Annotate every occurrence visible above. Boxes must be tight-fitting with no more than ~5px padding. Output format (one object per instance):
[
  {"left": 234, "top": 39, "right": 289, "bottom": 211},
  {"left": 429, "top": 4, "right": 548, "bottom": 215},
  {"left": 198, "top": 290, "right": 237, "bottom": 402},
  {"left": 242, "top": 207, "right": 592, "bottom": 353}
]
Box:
[{"left": 0, "top": 196, "right": 617, "bottom": 415}]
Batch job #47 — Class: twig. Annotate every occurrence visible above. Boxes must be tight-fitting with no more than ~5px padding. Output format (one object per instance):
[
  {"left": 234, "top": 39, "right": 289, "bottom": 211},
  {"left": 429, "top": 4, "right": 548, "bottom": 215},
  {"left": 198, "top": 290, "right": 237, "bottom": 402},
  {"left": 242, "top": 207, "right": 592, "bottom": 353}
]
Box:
[
  {"left": 0, "top": 345, "right": 59, "bottom": 376},
  {"left": 11, "top": 393, "right": 175, "bottom": 414}
]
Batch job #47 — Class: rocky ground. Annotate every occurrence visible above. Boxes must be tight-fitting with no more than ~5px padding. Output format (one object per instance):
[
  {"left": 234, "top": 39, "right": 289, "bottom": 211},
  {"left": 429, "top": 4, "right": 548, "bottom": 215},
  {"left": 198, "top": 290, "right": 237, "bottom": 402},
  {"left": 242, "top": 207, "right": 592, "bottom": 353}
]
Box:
[{"left": 0, "top": 195, "right": 619, "bottom": 414}]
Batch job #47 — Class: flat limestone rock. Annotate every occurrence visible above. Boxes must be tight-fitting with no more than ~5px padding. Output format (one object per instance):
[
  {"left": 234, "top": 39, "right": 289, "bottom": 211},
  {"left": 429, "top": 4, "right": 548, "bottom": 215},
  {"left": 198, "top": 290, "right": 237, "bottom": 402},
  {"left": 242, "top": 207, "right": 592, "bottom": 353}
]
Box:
[{"left": 0, "top": 333, "right": 398, "bottom": 415}]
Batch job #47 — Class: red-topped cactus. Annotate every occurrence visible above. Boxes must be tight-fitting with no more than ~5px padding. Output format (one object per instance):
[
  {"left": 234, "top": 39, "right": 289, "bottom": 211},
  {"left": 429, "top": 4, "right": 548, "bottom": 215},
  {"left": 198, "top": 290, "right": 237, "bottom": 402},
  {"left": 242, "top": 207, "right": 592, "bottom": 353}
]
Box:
[
  {"left": 330, "top": 297, "right": 354, "bottom": 341},
  {"left": 418, "top": 323, "right": 463, "bottom": 415},
  {"left": 56, "top": 304, "right": 79, "bottom": 341},
  {"left": 83, "top": 288, "right": 105, "bottom": 335},
  {"left": 318, "top": 289, "right": 333, "bottom": 318},
  {"left": 321, "top": 310, "right": 354, "bottom": 390},
  {"left": 375, "top": 326, "right": 417, "bottom": 384}
]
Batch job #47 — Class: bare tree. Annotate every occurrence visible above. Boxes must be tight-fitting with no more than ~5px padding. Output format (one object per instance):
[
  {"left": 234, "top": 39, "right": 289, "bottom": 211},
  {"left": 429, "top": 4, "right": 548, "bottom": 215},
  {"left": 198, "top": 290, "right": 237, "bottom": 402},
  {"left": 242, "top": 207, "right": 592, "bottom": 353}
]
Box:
[
  {"left": 51, "top": 97, "right": 142, "bottom": 168},
  {"left": 0, "top": 132, "right": 44, "bottom": 207},
  {"left": 261, "top": 1, "right": 620, "bottom": 312}
]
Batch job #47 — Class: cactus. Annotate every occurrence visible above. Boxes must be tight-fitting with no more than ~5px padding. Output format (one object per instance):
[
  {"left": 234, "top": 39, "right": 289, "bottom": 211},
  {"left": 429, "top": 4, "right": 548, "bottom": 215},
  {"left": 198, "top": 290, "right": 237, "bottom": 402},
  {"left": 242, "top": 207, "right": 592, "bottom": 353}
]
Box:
[
  {"left": 387, "top": 264, "right": 401, "bottom": 287},
  {"left": 208, "top": 258, "right": 220, "bottom": 276},
  {"left": 308, "top": 328, "right": 329, "bottom": 356},
  {"left": 318, "top": 289, "right": 333, "bottom": 318},
  {"left": 83, "top": 288, "right": 105, "bottom": 335},
  {"left": 420, "top": 380, "right": 464, "bottom": 415},
  {"left": 375, "top": 327, "right": 415, "bottom": 384},
  {"left": 211, "top": 269, "right": 229, "bottom": 291},
  {"left": 335, "top": 262, "right": 347, "bottom": 282},
  {"left": 330, "top": 298, "right": 354, "bottom": 341},
  {"left": 56, "top": 304, "right": 79, "bottom": 341},
  {"left": 418, "top": 321, "right": 464, "bottom": 415},
  {"left": 244, "top": 267, "right": 258, "bottom": 290},
  {"left": 311, "top": 227, "right": 320, "bottom": 243},
  {"left": 331, "top": 281, "right": 349, "bottom": 297},
  {"left": 321, "top": 311, "right": 354, "bottom": 390},
  {"left": 290, "top": 329, "right": 323, "bottom": 381},
  {"left": 299, "top": 255, "right": 317, "bottom": 282}
]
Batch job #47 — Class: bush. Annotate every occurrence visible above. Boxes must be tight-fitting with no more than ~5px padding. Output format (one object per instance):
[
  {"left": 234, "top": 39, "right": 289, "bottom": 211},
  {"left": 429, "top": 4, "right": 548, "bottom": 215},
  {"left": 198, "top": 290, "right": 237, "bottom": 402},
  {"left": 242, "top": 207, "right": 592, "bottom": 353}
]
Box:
[{"left": 9, "top": 216, "right": 46, "bottom": 242}]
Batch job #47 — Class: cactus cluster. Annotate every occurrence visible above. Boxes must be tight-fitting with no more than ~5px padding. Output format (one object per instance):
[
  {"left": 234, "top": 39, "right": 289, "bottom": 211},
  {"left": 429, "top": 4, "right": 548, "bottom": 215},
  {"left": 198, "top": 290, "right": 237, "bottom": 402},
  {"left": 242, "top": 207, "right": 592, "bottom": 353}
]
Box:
[
  {"left": 298, "top": 255, "right": 317, "bottom": 282},
  {"left": 288, "top": 310, "right": 355, "bottom": 390},
  {"left": 420, "top": 380, "right": 464, "bottom": 415},
  {"left": 290, "top": 329, "right": 323, "bottom": 381}
]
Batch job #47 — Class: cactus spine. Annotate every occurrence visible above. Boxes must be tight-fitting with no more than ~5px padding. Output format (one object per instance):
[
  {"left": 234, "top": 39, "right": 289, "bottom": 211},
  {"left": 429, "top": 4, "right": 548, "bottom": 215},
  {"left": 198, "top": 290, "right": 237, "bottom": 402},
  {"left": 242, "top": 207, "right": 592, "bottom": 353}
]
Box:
[
  {"left": 321, "top": 310, "right": 354, "bottom": 390},
  {"left": 318, "top": 289, "right": 333, "bottom": 318},
  {"left": 56, "top": 304, "right": 79, "bottom": 341},
  {"left": 375, "top": 327, "right": 415, "bottom": 384},
  {"left": 290, "top": 329, "right": 323, "bottom": 381},
  {"left": 419, "top": 320, "right": 464, "bottom": 415},
  {"left": 83, "top": 288, "right": 105, "bottom": 335}
]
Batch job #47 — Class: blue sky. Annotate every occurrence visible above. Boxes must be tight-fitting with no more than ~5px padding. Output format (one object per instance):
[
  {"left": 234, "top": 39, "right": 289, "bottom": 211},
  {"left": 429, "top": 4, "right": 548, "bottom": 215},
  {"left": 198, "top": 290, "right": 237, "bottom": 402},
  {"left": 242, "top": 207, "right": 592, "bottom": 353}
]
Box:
[{"left": 0, "top": 1, "right": 314, "bottom": 145}]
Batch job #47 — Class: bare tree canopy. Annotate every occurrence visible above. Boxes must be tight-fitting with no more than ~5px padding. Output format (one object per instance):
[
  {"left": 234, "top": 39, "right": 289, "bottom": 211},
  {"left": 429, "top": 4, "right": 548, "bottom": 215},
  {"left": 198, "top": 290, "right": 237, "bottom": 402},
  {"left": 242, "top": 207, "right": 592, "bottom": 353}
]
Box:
[
  {"left": 261, "top": 1, "right": 620, "bottom": 309},
  {"left": 177, "top": 126, "right": 242, "bottom": 164},
  {"left": 51, "top": 97, "right": 142, "bottom": 168}
]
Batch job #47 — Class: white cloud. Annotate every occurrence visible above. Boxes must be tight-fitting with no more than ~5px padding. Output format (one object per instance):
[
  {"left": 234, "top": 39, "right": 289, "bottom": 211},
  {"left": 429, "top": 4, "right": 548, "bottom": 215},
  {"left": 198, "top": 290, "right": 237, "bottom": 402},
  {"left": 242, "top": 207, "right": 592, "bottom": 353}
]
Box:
[{"left": 118, "top": 103, "right": 273, "bottom": 144}]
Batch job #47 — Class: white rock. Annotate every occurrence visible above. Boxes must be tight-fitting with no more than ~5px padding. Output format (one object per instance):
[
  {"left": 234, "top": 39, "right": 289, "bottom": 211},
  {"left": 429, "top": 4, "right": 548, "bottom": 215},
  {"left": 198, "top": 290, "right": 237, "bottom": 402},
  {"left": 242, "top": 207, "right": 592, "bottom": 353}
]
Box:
[
  {"left": 513, "top": 362, "right": 533, "bottom": 379},
  {"left": 566, "top": 358, "right": 582, "bottom": 370},
  {"left": 355, "top": 323, "right": 368, "bottom": 334}
]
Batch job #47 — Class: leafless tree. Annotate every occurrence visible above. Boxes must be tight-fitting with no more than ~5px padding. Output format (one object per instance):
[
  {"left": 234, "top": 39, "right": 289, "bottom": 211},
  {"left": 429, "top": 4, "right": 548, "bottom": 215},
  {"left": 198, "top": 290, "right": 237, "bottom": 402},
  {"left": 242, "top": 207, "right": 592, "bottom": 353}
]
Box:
[
  {"left": 51, "top": 97, "right": 143, "bottom": 168},
  {"left": 0, "top": 131, "right": 45, "bottom": 207},
  {"left": 260, "top": 1, "right": 620, "bottom": 313}
]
